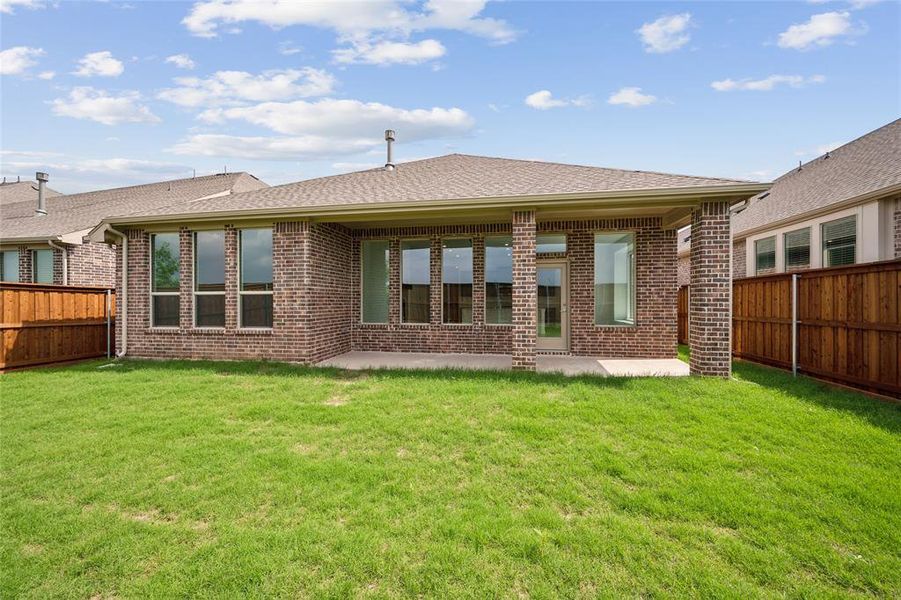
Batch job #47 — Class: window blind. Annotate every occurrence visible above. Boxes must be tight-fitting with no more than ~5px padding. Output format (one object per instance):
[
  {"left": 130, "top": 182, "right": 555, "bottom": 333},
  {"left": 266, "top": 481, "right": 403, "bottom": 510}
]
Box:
[
  {"left": 822, "top": 216, "right": 856, "bottom": 267},
  {"left": 361, "top": 240, "right": 389, "bottom": 323},
  {"left": 784, "top": 228, "right": 810, "bottom": 270},
  {"left": 755, "top": 237, "right": 776, "bottom": 274}
]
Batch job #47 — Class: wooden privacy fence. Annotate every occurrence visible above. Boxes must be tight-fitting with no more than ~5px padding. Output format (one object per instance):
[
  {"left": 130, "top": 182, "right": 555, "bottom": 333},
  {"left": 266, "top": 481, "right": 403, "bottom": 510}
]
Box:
[
  {"left": 679, "top": 259, "right": 901, "bottom": 397},
  {"left": 0, "top": 282, "right": 115, "bottom": 370}
]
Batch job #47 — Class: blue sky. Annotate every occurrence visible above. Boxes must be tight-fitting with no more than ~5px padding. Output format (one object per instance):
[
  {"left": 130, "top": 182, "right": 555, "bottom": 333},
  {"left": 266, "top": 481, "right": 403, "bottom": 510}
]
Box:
[{"left": 1, "top": 0, "right": 898, "bottom": 193}]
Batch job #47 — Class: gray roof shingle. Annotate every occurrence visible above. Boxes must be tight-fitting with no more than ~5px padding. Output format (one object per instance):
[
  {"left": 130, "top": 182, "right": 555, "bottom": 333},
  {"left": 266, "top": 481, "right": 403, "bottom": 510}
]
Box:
[
  {"left": 0, "top": 172, "right": 266, "bottom": 241},
  {"left": 732, "top": 119, "right": 901, "bottom": 237},
  {"left": 118, "top": 154, "right": 758, "bottom": 220},
  {"left": 0, "top": 181, "right": 63, "bottom": 206}
]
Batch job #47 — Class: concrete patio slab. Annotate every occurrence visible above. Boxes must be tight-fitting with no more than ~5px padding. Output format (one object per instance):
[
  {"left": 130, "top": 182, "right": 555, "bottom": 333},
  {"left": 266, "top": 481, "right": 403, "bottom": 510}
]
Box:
[{"left": 318, "top": 351, "right": 689, "bottom": 377}]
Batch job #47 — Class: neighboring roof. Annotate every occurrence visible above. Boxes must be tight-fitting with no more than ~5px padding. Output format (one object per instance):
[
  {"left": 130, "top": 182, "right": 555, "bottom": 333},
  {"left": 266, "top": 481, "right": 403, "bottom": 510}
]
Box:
[
  {"left": 0, "top": 172, "right": 266, "bottom": 242},
  {"left": 733, "top": 119, "right": 901, "bottom": 237},
  {"left": 677, "top": 226, "right": 691, "bottom": 257},
  {"left": 0, "top": 180, "right": 63, "bottom": 206},
  {"left": 107, "top": 154, "right": 760, "bottom": 222}
]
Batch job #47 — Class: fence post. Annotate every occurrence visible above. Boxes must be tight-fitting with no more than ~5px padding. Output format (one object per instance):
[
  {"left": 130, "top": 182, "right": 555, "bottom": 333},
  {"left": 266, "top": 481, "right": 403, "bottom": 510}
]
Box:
[
  {"left": 791, "top": 274, "right": 798, "bottom": 377},
  {"left": 106, "top": 289, "right": 111, "bottom": 359}
]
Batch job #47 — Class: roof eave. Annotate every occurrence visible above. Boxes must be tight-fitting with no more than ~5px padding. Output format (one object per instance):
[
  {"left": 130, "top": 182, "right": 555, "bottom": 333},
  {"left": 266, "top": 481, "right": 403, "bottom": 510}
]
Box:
[{"left": 95, "top": 182, "right": 770, "bottom": 230}]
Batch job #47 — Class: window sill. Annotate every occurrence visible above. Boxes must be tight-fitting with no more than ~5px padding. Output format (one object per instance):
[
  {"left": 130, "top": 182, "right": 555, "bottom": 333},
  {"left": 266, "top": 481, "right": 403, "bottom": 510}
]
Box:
[{"left": 236, "top": 327, "right": 273, "bottom": 335}]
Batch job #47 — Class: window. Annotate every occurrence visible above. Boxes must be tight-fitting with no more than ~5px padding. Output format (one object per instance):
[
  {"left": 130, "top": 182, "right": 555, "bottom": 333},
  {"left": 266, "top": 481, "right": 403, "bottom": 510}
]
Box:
[
  {"left": 361, "top": 240, "right": 389, "bottom": 323},
  {"left": 784, "top": 228, "right": 810, "bottom": 271},
  {"left": 755, "top": 236, "right": 776, "bottom": 274},
  {"left": 1, "top": 250, "right": 19, "bottom": 282},
  {"left": 594, "top": 233, "right": 635, "bottom": 326},
  {"left": 32, "top": 249, "right": 53, "bottom": 283},
  {"left": 194, "top": 231, "right": 225, "bottom": 327},
  {"left": 442, "top": 239, "right": 472, "bottom": 324},
  {"left": 151, "top": 233, "right": 180, "bottom": 327},
  {"left": 239, "top": 228, "right": 273, "bottom": 328},
  {"left": 537, "top": 233, "right": 566, "bottom": 254},
  {"left": 822, "top": 216, "right": 856, "bottom": 267},
  {"left": 401, "top": 240, "right": 430, "bottom": 323},
  {"left": 485, "top": 236, "right": 512, "bottom": 325}
]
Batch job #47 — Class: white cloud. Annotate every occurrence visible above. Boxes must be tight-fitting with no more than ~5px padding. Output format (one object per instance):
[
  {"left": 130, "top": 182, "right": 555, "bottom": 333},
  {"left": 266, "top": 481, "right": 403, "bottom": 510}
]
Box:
[
  {"left": 182, "top": 0, "right": 518, "bottom": 44},
  {"left": 158, "top": 68, "right": 335, "bottom": 107},
  {"left": 0, "top": 46, "right": 45, "bottom": 75},
  {"left": 73, "top": 51, "right": 125, "bottom": 77},
  {"left": 607, "top": 87, "right": 657, "bottom": 107},
  {"left": 711, "top": 74, "right": 826, "bottom": 91},
  {"left": 170, "top": 97, "right": 473, "bottom": 160},
  {"left": 37, "top": 70, "right": 55, "bottom": 80},
  {"left": 524, "top": 89, "right": 591, "bottom": 110},
  {"left": 0, "top": 0, "right": 44, "bottom": 14},
  {"left": 50, "top": 87, "right": 160, "bottom": 125},
  {"left": 278, "top": 41, "right": 302, "bottom": 55},
  {"left": 777, "top": 11, "right": 859, "bottom": 50},
  {"left": 333, "top": 39, "right": 446, "bottom": 65},
  {"left": 636, "top": 13, "right": 692, "bottom": 53},
  {"left": 165, "top": 53, "right": 196, "bottom": 69}
]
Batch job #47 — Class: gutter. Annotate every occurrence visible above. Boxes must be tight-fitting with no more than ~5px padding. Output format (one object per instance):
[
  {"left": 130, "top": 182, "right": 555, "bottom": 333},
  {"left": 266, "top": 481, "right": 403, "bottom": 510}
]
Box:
[
  {"left": 89, "top": 182, "right": 770, "bottom": 234},
  {"left": 106, "top": 226, "right": 128, "bottom": 358},
  {"left": 47, "top": 239, "right": 67, "bottom": 285}
]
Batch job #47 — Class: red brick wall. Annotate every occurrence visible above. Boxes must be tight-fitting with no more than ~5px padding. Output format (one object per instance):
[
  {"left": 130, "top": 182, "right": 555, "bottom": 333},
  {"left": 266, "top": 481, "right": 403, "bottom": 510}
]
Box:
[
  {"left": 512, "top": 211, "right": 537, "bottom": 369},
  {"left": 67, "top": 241, "right": 116, "bottom": 287},
  {"left": 732, "top": 240, "right": 747, "bottom": 279},
  {"left": 677, "top": 255, "right": 690, "bottom": 287},
  {"left": 894, "top": 196, "right": 901, "bottom": 258},
  {"left": 118, "top": 216, "right": 681, "bottom": 364},
  {"left": 689, "top": 201, "right": 732, "bottom": 377}
]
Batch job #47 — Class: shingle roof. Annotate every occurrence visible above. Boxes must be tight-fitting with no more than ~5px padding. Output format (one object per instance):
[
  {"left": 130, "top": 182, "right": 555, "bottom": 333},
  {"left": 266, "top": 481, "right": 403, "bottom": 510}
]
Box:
[
  {"left": 0, "top": 181, "right": 63, "bottom": 206},
  {"left": 123, "top": 154, "right": 757, "bottom": 220},
  {"left": 732, "top": 119, "right": 901, "bottom": 237},
  {"left": 0, "top": 172, "right": 266, "bottom": 241}
]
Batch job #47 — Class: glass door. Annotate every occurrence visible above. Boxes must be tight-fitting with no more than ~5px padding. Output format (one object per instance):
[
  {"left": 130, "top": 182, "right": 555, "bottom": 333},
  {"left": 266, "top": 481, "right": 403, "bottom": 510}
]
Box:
[{"left": 537, "top": 262, "right": 568, "bottom": 351}]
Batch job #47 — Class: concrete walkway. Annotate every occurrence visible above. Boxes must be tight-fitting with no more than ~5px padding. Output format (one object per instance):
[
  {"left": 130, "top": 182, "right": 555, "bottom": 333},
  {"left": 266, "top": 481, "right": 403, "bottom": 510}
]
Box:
[{"left": 318, "top": 351, "right": 689, "bottom": 377}]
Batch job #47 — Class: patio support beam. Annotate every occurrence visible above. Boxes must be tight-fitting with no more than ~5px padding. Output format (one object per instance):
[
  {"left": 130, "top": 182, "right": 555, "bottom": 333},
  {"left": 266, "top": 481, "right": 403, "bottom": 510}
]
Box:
[
  {"left": 512, "top": 210, "right": 537, "bottom": 370},
  {"left": 689, "top": 201, "right": 732, "bottom": 377}
]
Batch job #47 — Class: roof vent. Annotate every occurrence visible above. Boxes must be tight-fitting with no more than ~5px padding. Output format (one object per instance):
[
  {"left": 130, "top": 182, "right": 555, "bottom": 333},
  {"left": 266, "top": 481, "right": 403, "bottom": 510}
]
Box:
[
  {"left": 35, "top": 171, "right": 49, "bottom": 216},
  {"left": 384, "top": 129, "right": 396, "bottom": 171}
]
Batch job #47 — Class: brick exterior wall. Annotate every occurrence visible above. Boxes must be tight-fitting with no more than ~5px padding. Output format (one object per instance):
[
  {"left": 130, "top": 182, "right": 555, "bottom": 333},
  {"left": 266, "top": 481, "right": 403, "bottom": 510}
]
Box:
[
  {"left": 67, "top": 241, "right": 116, "bottom": 287},
  {"left": 677, "top": 255, "right": 690, "bottom": 287},
  {"left": 512, "top": 210, "right": 537, "bottom": 370},
  {"left": 117, "top": 216, "right": 681, "bottom": 367},
  {"left": 689, "top": 201, "right": 732, "bottom": 377},
  {"left": 895, "top": 196, "right": 901, "bottom": 258},
  {"left": 732, "top": 240, "right": 746, "bottom": 279},
  {"left": 17, "top": 246, "right": 31, "bottom": 282}
]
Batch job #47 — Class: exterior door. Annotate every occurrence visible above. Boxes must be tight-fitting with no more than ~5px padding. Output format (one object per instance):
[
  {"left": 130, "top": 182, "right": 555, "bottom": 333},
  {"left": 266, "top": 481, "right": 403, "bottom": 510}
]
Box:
[{"left": 537, "top": 262, "right": 568, "bottom": 351}]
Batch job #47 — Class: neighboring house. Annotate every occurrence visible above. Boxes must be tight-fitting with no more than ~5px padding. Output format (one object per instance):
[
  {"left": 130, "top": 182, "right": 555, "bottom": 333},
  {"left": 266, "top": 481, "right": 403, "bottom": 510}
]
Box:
[
  {"left": 89, "top": 151, "right": 766, "bottom": 376},
  {"left": 0, "top": 173, "right": 267, "bottom": 287},
  {"left": 677, "top": 119, "right": 901, "bottom": 285},
  {"left": 0, "top": 179, "right": 63, "bottom": 206}
]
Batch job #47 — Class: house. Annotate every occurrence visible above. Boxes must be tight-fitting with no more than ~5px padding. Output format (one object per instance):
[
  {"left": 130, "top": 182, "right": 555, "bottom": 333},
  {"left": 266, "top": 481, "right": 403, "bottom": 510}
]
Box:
[
  {"left": 0, "top": 178, "right": 63, "bottom": 206},
  {"left": 89, "top": 149, "right": 767, "bottom": 377},
  {"left": 0, "top": 172, "right": 268, "bottom": 287},
  {"left": 677, "top": 119, "right": 901, "bottom": 285}
]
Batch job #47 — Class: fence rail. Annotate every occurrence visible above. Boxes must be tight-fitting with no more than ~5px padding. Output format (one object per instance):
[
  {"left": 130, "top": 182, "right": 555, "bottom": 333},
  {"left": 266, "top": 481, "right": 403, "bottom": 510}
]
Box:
[
  {"left": 0, "top": 282, "right": 115, "bottom": 370},
  {"left": 679, "top": 259, "right": 901, "bottom": 397}
]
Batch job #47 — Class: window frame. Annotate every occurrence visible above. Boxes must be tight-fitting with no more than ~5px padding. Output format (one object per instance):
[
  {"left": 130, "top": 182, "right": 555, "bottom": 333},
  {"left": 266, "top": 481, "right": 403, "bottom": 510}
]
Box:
[
  {"left": 31, "top": 248, "right": 53, "bottom": 284},
  {"left": 359, "top": 238, "right": 391, "bottom": 325},
  {"left": 593, "top": 231, "right": 636, "bottom": 328},
  {"left": 238, "top": 227, "right": 274, "bottom": 329},
  {"left": 440, "top": 237, "right": 473, "bottom": 325},
  {"left": 400, "top": 238, "right": 431, "bottom": 325},
  {"left": 483, "top": 235, "right": 513, "bottom": 326},
  {"left": 0, "top": 250, "right": 19, "bottom": 283},
  {"left": 149, "top": 232, "right": 180, "bottom": 329},
  {"left": 783, "top": 227, "right": 811, "bottom": 272},
  {"left": 821, "top": 215, "right": 857, "bottom": 268},
  {"left": 192, "top": 230, "right": 226, "bottom": 329},
  {"left": 754, "top": 236, "right": 777, "bottom": 275},
  {"left": 536, "top": 232, "right": 567, "bottom": 255}
]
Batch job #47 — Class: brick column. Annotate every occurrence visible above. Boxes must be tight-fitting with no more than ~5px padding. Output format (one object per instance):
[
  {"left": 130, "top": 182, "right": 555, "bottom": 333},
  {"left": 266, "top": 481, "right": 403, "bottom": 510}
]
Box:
[
  {"left": 179, "top": 227, "right": 193, "bottom": 330},
  {"left": 512, "top": 210, "right": 537, "bottom": 370},
  {"left": 689, "top": 201, "right": 732, "bottom": 377},
  {"left": 430, "top": 235, "right": 442, "bottom": 326},
  {"left": 472, "top": 235, "right": 485, "bottom": 327},
  {"left": 224, "top": 225, "right": 238, "bottom": 330},
  {"left": 18, "top": 245, "right": 31, "bottom": 283}
]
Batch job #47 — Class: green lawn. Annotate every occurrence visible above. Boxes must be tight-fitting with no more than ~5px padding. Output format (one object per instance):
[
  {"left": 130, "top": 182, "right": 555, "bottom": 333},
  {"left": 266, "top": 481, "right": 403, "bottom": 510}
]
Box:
[{"left": 2, "top": 354, "right": 899, "bottom": 598}]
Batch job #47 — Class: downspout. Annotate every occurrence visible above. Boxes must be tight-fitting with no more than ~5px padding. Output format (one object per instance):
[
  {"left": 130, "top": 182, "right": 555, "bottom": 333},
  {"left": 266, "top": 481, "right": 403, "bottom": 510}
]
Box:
[
  {"left": 47, "top": 239, "right": 67, "bottom": 285},
  {"left": 107, "top": 226, "right": 128, "bottom": 358}
]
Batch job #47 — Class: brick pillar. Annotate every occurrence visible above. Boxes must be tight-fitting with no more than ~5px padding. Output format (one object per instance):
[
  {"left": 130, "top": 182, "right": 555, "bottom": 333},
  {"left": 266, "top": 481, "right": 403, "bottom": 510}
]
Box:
[
  {"left": 179, "top": 227, "right": 193, "bottom": 330},
  {"left": 472, "top": 235, "right": 485, "bottom": 327},
  {"left": 224, "top": 225, "right": 238, "bottom": 330},
  {"left": 689, "top": 201, "right": 732, "bottom": 377},
  {"left": 512, "top": 210, "right": 537, "bottom": 370},
  {"left": 18, "top": 245, "right": 31, "bottom": 283}
]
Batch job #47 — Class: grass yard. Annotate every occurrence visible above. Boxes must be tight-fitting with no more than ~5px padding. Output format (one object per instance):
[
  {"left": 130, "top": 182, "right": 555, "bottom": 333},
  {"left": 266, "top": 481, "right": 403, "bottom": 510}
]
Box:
[{"left": 2, "top": 354, "right": 900, "bottom": 598}]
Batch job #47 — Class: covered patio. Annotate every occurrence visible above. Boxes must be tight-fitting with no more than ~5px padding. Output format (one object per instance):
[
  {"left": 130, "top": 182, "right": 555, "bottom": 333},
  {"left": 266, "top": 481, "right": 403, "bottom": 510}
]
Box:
[{"left": 318, "top": 351, "right": 689, "bottom": 377}]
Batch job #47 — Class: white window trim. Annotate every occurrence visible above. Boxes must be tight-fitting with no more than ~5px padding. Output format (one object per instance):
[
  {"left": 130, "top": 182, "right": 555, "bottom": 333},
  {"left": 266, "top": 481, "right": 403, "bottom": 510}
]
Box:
[
  {"left": 238, "top": 228, "right": 274, "bottom": 330},
  {"left": 593, "top": 231, "right": 637, "bottom": 328},
  {"left": 400, "top": 238, "right": 430, "bottom": 325},
  {"left": 821, "top": 215, "right": 857, "bottom": 268},
  {"left": 440, "top": 237, "right": 473, "bottom": 325},
  {"left": 359, "top": 238, "right": 390, "bottom": 325},
  {"left": 783, "top": 226, "right": 812, "bottom": 272},
  {"left": 193, "top": 231, "right": 226, "bottom": 330},
  {"left": 483, "top": 235, "right": 514, "bottom": 327},
  {"left": 744, "top": 204, "right": 867, "bottom": 277},
  {"left": 150, "top": 233, "right": 180, "bottom": 329},
  {"left": 754, "top": 235, "right": 777, "bottom": 275}
]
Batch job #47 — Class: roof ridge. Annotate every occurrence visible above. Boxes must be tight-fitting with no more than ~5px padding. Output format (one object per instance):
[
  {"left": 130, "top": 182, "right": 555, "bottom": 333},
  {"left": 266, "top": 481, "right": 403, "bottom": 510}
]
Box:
[{"left": 55, "top": 171, "right": 246, "bottom": 200}]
